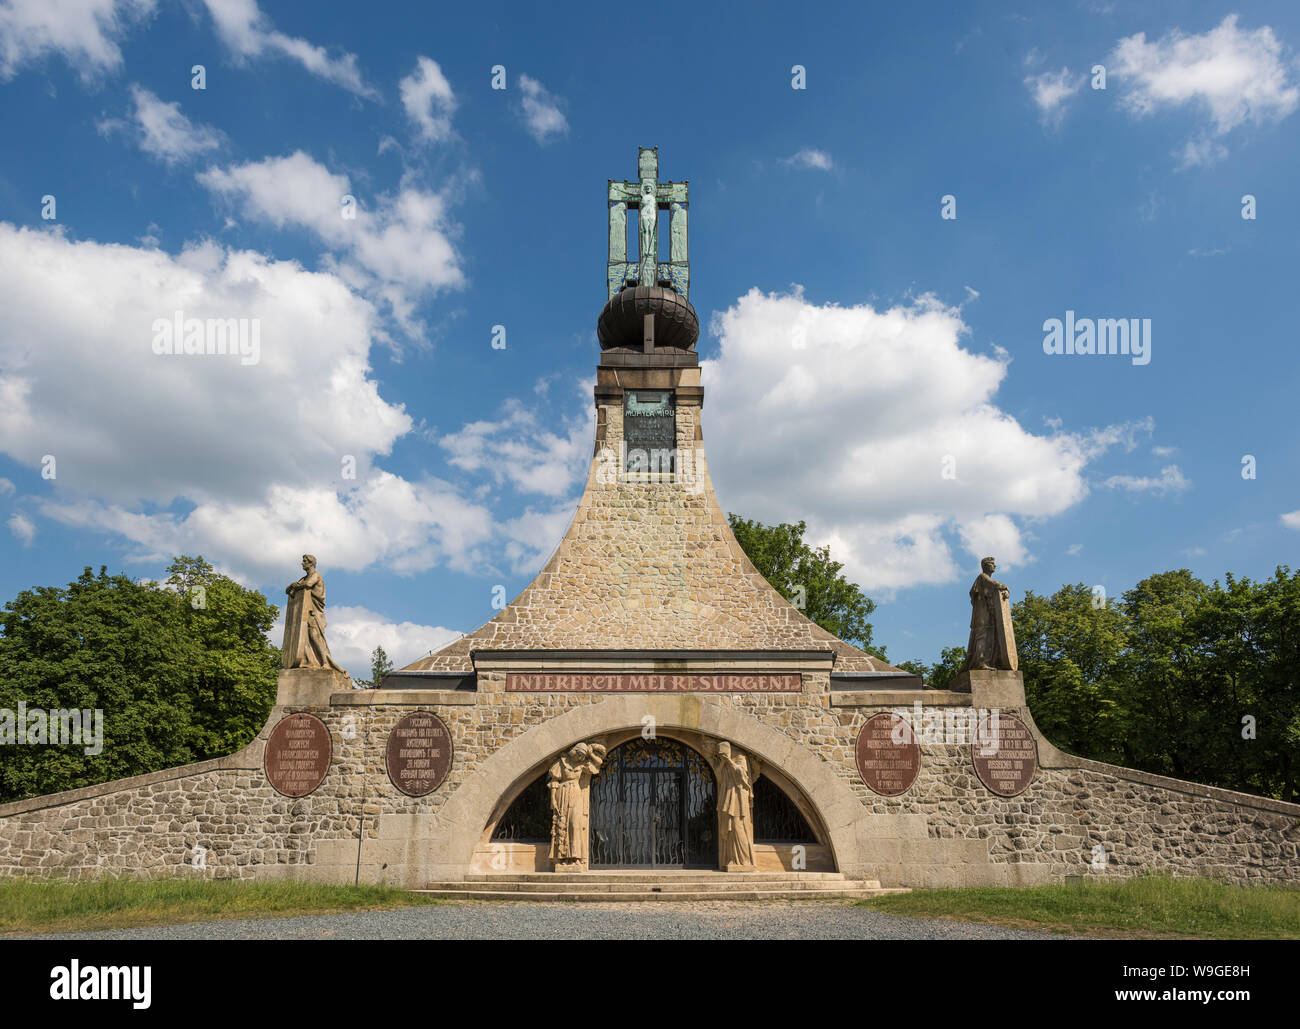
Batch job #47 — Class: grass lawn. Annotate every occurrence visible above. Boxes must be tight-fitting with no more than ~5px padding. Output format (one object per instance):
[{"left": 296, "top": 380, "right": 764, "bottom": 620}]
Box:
[
  {"left": 0, "top": 878, "right": 444, "bottom": 935},
  {"left": 858, "top": 875, "right": 1300, "bottom": 939}
]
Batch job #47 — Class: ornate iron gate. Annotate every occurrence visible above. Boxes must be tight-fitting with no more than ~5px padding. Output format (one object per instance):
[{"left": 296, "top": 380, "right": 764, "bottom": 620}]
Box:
[{"left": 590, "top": 738, "right": 716, "bottom": 868}]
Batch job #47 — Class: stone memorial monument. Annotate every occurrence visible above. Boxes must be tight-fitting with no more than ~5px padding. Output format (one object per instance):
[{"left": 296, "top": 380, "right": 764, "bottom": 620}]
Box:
[{"left": 0, "top": 147, "right": 1296, "bottom": 897}]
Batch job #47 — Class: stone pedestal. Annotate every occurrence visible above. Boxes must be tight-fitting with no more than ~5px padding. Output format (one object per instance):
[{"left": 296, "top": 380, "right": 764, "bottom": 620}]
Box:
[
  {"left": 948, "top": 668, "right": 1027, "bottom": 709},
  {"left": 275, "top": 667, "right": 351, "bottom": 708}
]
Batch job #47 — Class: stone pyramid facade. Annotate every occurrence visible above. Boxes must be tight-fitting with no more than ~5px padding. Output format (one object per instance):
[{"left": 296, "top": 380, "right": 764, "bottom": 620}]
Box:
[{"left": 397, "top": 364, "right": 906, "bottom": 680}]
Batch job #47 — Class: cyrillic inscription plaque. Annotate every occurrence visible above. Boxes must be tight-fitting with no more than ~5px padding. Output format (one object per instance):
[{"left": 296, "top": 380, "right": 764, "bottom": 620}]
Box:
[
  {"left": 264, "top": 712, "right": 331, "bottom": 797},
  {"left": 385, "top": 711, "right": 453, "bottom": 797},
  {"left": 505, "top": 673, "right": 800, "bottom": 693},
  {"left": 855, "top": 713, "right": 920, "bottom": 796},
  {"left": 971, "top": 713, "right": 1038, "bottom": 797}
]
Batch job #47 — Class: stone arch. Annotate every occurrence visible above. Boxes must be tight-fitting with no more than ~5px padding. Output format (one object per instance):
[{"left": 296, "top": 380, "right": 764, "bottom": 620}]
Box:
[
  {"left": 483, "top": 726, "right": 830, "bottom": 852},
  {"left": 426, "top": 695, "right": 872, "bottom": 879}
]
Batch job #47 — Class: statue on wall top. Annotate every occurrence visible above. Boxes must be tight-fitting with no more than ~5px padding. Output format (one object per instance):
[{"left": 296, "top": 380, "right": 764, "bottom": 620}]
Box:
[
  {"left": 961, "top": 556, "right": 1018, "bottom": 672},
  {"left": 548, "top": 741, "right": 607, "bottom": 871},
  {"left": 281, "top": 554, "right": 347, "bottom": 674},
  {"left": 716, "top": 741, "right": 760, "bottom": 872}
]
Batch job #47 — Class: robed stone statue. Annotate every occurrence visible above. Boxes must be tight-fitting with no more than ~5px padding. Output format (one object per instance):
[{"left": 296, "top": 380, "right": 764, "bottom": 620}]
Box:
[
  {"left": 717, "top": 742, "right": 760, "bottom": 871},
  {"left": 961, "top": 556, "right": 1018, "bottom": 672},
  {"left": 548, "top": 741, "right": 607, "bottom": 871},
  {"left": 281, "top": 554, "right": 347, "bottom": 673}
]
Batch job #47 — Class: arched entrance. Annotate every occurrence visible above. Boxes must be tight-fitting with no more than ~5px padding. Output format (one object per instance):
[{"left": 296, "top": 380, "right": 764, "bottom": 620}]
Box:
[{"left": 589, "top": 738, "right": 716, "bottom": 868}]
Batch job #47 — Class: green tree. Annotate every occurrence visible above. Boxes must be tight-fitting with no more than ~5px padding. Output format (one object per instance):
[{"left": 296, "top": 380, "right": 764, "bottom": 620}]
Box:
[
  {"left": 728, "top": 514, "right": 882, "bottom": 657},
  {"left": 1183, "top": 568, "right": 1300, "bottom": 802},
  {"left": 897, "top": 645, "right": 966, "bottom": 691},
  {"left": 0, "top": 558, "right": 278, "bottom": 803},
  {"left": 369, "top": 646, "right": 393, "bottom": 688},
  {"left": 1014, "top": 584, "right": 1129, "bottom": 765}
]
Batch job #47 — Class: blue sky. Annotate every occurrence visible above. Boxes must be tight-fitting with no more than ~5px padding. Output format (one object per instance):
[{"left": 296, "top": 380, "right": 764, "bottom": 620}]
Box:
[{"left": 0, "top": 0, "right": 1297, "bottom": 677}]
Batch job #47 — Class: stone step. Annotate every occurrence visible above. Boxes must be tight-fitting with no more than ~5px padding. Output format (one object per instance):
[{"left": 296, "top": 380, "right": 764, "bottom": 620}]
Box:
[
  {"left": 464, "top": 871, "right": 849, "bottom": 883},
  {"left": 439, "top": 878, "right": 883, "bottom": 893},
  {"left": 413, "top": 887, "right": 908, "bottom": 903},
  {"left": 427, "top": 878, "right": 882, "bottom": 894}
]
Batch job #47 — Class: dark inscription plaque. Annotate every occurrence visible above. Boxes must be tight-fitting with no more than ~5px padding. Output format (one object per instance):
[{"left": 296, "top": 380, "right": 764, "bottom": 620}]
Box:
[
  {"left": 855, "top": 713, "right": 920, "bottom": 796},
  {"left": 971, "top": 713, "right": 1038, "bottom": 797},
  {"left": 264, "top": 713, "right": 331, "bottom": 797},
  {"left": 386, "top": 712, "right": 453, "bottom": 797},
  {"left": 506, "top": 673, "right": 800, "bottom": 693},
  {"left": 624, "top": 390, "right": 675, "bottom": 472}
]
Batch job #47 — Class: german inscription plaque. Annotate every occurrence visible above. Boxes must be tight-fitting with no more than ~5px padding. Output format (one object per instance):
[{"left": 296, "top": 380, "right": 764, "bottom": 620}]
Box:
[
  {"left": 386, "top": 711, "right": 453, "bottom": 797},
  {"left": 971, "top": 713, "right": 1038, "bottom": 797},
  {"left": 264, "top": 712, "right": 331, "bottom": 797},
  {"left": 855, "top": 713, "right": 920, "bottom": 796}
]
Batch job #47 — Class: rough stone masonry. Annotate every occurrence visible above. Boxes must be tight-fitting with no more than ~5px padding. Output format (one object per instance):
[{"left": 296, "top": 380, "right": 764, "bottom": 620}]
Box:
[{"left": 0, "top": 147, "right": 1294, "bottom": 890}]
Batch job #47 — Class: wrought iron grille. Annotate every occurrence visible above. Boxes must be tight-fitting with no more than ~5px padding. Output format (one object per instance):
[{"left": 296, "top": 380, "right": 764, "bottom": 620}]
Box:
[
  {"left": 590, "top": 738, "right": 716, "bottom": 868},
  {"left": 491, "top": 773, "right": 551, "bottom": 842},
  {"left": 753, "top": 775, "right": 816, "bottom": 843}
]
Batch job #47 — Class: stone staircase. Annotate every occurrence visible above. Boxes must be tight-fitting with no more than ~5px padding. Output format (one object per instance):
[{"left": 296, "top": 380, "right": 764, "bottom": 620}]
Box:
[{"left": 416, "top": 870, "right": 909, "bottom": 902}]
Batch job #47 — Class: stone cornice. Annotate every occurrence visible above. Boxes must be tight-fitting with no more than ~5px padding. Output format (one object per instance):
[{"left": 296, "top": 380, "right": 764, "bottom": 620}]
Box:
[{"left": 469, "top": 648, "right": 836, "bottom": 672}]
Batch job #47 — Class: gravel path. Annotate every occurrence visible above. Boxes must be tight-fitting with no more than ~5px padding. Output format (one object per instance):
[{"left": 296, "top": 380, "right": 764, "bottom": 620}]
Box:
[{"left": 24, "top": 900, "right": 1065, "bottom": 940}]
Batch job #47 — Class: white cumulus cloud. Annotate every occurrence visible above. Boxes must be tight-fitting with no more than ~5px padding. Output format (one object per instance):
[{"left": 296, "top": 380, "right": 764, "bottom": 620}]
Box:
[
  {"left": 516, "top": 74, "right": 568, "bottom": 144},
  {"left": 1102, "top": 464, "right": 1190, "bottom": 497},
  {"left": 7, "top": 511, "right": 35, "bottom": 545},
  {"left": 1109, "top": 15, "right": 1299, "bottom": 165},
  {"left": 400, "top": 56, "right": 456, "bottom": 144},
  {"left": 0, "top": 223, "right": 493, "bottom": 582},
  {"left": 117, "top": 84, "right": 223, "bottom": 165},
  {"left": 439, "top": 397, "right": 593, "bottom": 499},
  {"left": 0, "top": 0, "right": 155, "bottom": 81},
  {"left": 701, "top": 287, "right": 1155, "bottom": 591},
  {"left": 1025, "top": 66, "right": 1084, "bottom": 128},
  {"left": 198, "top": 151, "right": 465, "bottom": 333},
  {"left": 201, "top": 0, "right": 378, "bottom": 99}
]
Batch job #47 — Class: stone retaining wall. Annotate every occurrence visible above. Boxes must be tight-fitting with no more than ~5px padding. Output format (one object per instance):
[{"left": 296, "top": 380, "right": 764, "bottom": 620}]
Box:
[{"left": 0, "top": 671, "right": 1294, "bottom": 889}]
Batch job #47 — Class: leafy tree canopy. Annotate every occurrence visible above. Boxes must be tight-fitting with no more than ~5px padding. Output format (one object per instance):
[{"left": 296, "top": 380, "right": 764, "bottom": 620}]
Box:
[{"left": 0, "top": 557, "right": 279, "bottom": 803}]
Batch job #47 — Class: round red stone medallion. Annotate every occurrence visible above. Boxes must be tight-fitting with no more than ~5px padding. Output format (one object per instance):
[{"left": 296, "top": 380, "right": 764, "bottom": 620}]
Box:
[
  {"left": 971, "top": 712, "right": 1038, "bottom": 797},
  {"left": 855, "top": 712, "right": 921, "bottom": 796},
  {"left": 385, "top": 711, "right": 453, "bottom": 797},
  {"left": 264, "top": 712, "right": 332, "bottom": 798}
]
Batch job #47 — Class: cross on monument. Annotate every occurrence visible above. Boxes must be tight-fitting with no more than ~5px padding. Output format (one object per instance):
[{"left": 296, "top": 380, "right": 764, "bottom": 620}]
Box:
[{"left": 607, "top": 147, "right": 689, "bottom": 301}]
